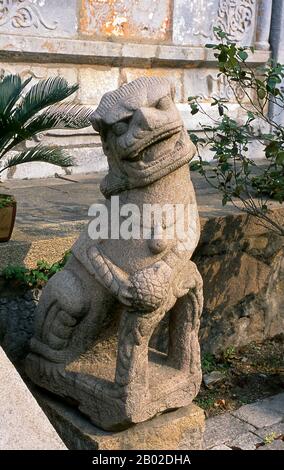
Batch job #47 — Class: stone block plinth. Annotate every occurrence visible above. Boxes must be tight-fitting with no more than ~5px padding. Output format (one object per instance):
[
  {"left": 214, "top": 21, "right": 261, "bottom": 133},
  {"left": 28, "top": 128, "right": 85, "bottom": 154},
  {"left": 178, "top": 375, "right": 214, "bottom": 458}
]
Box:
[{"left": 34, "top": 390, "right": 205, "bottom": 450}]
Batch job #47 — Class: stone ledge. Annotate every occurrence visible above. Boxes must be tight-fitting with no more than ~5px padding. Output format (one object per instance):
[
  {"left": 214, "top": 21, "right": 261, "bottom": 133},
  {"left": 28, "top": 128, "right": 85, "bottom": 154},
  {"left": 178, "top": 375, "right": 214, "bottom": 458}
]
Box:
[
  {"left": 0, "top": 347, "right": 66, "bottom": 450},
  {"left": 0, "top": 34, "right": 271, "bottom": 67}
]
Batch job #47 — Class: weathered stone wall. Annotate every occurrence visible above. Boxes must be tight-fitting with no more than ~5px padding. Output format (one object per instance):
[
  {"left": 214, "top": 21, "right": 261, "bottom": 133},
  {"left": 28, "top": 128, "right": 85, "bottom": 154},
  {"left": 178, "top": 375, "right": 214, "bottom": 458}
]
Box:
[
  {"left": 196, "top": 207, "right": 284, "bottom": 355},
  {"left": 0, "top": 1, "right": 274, "bottom": 179}
]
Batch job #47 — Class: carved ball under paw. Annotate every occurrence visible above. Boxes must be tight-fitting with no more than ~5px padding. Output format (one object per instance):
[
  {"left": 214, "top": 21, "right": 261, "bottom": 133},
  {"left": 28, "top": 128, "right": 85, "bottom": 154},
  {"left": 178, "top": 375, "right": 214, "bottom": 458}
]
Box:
[{"left": 130, "top": 262, "right": 172, "bottom": 312}]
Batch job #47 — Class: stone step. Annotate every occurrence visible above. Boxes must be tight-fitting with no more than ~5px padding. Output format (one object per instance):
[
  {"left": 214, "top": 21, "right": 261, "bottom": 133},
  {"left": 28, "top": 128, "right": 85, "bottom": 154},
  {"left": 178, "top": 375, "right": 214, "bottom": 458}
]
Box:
[{"left": 0, "top": 347, "right": 66, "bottom": 450}]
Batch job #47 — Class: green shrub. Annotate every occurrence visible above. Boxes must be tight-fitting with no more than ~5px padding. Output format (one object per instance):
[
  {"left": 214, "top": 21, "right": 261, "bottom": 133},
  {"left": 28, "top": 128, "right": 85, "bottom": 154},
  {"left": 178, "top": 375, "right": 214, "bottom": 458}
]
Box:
[
  {"left": 188, "top": 27, "right": 284, "bottom": 237},
  {"left": 0, "top": 195, "right": 14, "bottom": 209},
  {"left": 1, "top": 250, "right": 71, "bottom": 289}
]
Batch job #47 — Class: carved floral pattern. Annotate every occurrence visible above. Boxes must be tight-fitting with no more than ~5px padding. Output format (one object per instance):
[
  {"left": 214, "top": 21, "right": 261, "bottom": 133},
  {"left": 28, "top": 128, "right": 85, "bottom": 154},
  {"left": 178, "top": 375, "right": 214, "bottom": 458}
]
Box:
[
  {"left": 215, "top": 0, "right": 256, "bottom": 41},
  {"left": 184, "top": 0, "right": 256, "bottom": 44},
  {"left": 0, "top": 0, "right": 57, "bottom": 30}
]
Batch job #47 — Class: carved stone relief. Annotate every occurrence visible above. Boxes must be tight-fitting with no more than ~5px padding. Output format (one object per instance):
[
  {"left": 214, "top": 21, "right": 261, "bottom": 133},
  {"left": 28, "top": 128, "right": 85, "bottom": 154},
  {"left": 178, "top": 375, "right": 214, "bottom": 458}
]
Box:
[
  {"left": 173, "top": 0, "right": 257, "bottom": 46},
  {"left": 0, "top": 0, "right": 77, "bottom": 37},
  {"left": 0, "top": 0, "right": 57, "bottom": 30},
  {"left": 184, "top": 69, "right": 245, "bottom": 102},
  {"left": 215, "top": 0, "right": 256, "bottom": 42}
]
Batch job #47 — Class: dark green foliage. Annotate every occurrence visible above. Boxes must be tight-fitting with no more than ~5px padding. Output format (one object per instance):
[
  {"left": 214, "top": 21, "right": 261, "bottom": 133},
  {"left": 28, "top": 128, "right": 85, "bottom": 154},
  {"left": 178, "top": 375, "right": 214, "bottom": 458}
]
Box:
[
  {"left": 201, "top": 353, "right": 218, "bottom": 374},
  {"left": 5, "top": 145, "right": 73, "bottom": 171},
  {"left": 252, "top": 171, "right": 284, "bottom": 202},
  {"left": 1, "top": 250, "right": 71, "bottom": 289},
  {"left": 189, "top": 27, "right": 284, "bottom": 236},
  {"left": 0, "top": 73, "right": 92, "bottom": 176}
]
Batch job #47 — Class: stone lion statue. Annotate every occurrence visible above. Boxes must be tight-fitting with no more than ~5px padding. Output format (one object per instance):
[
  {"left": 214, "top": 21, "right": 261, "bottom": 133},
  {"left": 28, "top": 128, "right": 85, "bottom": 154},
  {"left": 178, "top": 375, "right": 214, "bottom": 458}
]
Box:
[{"left": 26, "top": 76, "right": 203, "bottom": 431}]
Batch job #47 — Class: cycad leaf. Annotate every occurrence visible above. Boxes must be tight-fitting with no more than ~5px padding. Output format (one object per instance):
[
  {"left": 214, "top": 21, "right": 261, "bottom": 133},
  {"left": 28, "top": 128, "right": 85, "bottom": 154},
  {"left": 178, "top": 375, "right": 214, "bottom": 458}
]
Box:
[
  {"left": 26, "top": 103, "right": 93, "bottom": 134},
  {"left": 14, "top": 77, "right": 78, "bottom": 123},
  {"left": 0, "top": 117, "right": 24, "bottom": 156},
  {"left": 7, "top": 76, "right": 33, "bottom": 117},
  {"left": 0, "top": 74, "right": 32, "bottom": 119},
  {"left": 0, "top": 74, "right": 32, "bottom": 150},
  {"left": 1, "top": 145, "right": 74, "bottom": 173},
  {"left": 0, "top": 74, "right": 21, "bottom": 115},
  {"left": 0, "top": 103, "right": 92, "bottom": 159}
]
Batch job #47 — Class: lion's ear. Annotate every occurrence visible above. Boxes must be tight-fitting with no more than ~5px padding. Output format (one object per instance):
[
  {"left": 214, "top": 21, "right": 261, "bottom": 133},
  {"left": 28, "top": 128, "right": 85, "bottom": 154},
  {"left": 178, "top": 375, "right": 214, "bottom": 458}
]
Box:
[{"left": 90, "top": 111, "right": 102, "bottom": 133}]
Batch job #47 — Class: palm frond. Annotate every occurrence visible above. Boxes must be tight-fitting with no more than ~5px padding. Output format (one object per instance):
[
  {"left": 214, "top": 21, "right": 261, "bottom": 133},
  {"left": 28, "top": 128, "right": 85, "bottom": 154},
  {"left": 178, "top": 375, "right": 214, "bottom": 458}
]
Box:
[
  {"left": 25, "top": 103, "right": 93, "bottom": 134},
  {"left": 0, "top": 74, "right": 32, "bottom": 118},
  {"left": 0, "top": 117, "right": 24, "bottom": 157},
  {"left": 0, "top": 118, "right": 32, "bottom": 158},
  {"left": 0, "top": 145, "right": 74, "bottom": 174},
  {"left": 0, "top": 74, "right": 32, "bottom": 152},
  {"left": 14, "top": 77, "right": 78, "bottom": 124},
  {"left": 0, "top": 115, "right": 16, "bottom": 139},
  {"left": 0, "top": 103, "right": 92, "bottom": 159},
  {"left": 0, "top": 74, "right": 21, "bottom": 116}
]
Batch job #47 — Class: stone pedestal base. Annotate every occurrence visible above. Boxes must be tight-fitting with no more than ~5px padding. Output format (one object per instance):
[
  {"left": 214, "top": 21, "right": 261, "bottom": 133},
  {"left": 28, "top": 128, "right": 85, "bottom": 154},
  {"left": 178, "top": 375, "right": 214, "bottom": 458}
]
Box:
[{"left": 33, "top": 388, "right": 205, "bottom": 450}]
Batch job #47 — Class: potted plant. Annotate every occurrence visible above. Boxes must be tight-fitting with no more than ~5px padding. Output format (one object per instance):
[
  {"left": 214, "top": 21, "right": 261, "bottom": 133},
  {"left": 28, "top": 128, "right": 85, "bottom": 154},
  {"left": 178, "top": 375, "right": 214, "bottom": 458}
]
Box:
[
  {"left": 0, "top": 195, "right": 16, "bottom": 242},
  {"left": 0, "top": 72, "right": 92, "bottom": 242}
]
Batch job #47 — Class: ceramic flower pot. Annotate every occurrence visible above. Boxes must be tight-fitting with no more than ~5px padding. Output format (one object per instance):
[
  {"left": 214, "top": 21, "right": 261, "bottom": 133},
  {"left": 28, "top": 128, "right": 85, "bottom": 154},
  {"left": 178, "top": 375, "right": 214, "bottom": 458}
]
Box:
[{"left": 0, "top": 195, "right": 17, "bottom": 243}]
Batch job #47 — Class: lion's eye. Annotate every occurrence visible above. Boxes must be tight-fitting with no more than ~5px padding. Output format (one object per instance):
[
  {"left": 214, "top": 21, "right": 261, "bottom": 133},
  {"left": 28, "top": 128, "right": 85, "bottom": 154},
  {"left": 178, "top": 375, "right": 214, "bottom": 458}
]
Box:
[
  {"left": 112, "top": 119, "right": 130, "bottom": 136},
  {"left": 156, "top": 96, "right": 171, "bottom": 110}
]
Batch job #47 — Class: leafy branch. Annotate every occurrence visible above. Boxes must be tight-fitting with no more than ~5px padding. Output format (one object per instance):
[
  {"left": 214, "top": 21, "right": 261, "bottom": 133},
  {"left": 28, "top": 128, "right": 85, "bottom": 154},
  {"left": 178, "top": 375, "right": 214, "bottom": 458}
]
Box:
[{"left": 189, "top": 27, "right": 284, "bottom": 237}]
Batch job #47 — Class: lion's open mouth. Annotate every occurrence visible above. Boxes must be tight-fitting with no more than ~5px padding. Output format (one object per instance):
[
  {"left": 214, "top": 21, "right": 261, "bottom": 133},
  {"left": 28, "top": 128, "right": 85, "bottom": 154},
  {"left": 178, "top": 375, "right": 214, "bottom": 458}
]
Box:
[{"left": 122, "top": 123, "right": 183, "bottom": 162}]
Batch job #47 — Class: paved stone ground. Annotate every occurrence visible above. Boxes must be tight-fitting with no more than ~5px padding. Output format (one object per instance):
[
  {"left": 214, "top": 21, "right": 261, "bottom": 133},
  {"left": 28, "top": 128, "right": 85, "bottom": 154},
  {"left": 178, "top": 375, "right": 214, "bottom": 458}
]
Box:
[
  {"left": 2, "top": 165, "right": 281, "bottom": 239},
  {"left": 0, "top": 171, "right": 247, "bottom": 269},
  {"left": 204, "top": 392, "right": 284, "bottom": 450},
  {"left": 1, "top": 169, "right": 282, "bottom": 267}
]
